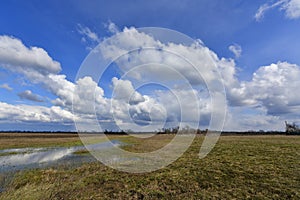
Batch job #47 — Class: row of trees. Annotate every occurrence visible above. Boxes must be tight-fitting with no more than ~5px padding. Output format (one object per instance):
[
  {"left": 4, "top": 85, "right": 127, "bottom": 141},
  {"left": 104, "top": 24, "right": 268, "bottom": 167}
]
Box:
[
  {"left": 285, "top": 121, "right": 300, "bottom": 135},
  {"left": 3, "top": 121, "right": 298, "bottom": 135},
  {"left": 157, "top": 126, "right": 208, "bottom": 134}
]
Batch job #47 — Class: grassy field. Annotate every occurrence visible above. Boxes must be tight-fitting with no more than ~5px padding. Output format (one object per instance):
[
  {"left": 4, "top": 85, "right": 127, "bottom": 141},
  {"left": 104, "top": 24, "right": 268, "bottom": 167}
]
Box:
[
  {"left": 0, "top": 133, "right": 82, "bottom": 149},
  {"left": 0, "top": 134, "right": 299, "bottom": 199},
  {"left": 0, "top": 133, "right": 128, "bottom": 150}
]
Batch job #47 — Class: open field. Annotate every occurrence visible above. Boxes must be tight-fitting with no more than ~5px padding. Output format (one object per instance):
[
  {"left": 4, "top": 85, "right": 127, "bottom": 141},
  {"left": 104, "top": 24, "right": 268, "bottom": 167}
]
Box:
[
  {"left": 0, "top": 133, "right": 129, "bottom": 150},
  {"left": 0, "top": 133, "right": 82, "bottom": 150},
  {"left": 0, "top": 134, "right": 299, "bottom": 199}
]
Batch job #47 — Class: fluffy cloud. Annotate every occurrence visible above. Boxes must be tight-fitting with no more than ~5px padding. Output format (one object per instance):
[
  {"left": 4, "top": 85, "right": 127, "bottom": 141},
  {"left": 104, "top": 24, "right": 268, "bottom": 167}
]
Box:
[
  {"left": 155, "top": 88, "right": 209, "bottom": 125},
  {"left": 111, "top": 77, "right": 145, "bottom": 105},
  {"left": 255, "top": 0, "right": 300, "bottom": 21},
  {"left": 0, "top": 30, "right": 299, "bottom": 131},
  {"left": 72, "top": 76, "right": 108, "bottom": 117},
  {"left": 0, "top": 83, "right": 13, "bottom": 91},
  {"left": 99, "top": 27, "right": 229, "bottom": 88},
  {"left": 93, "top": 27, "right": 232, "bottom": 130},
  {"left": 243, "top": 62, "right": 300, "bottom": 115},
  {"left": 224, "top": 107, "right": 284, "bottom": 131},
  {"left": 228, "top": 44, "right": 242, "bottom": 58},
  {"left": 0, "top": 102, "right": 75, "bottom": 123},
  {"left": 0, "top": 37, "right": 78, "bottom": 110},
  {"left": 0, "top": 35, "right": 117, "bottom": 129},
  {"left": 0, "top": 35, "right": 61, "bottom": 74},
  {"left": 18, "top": 90, "right": 44, "bottom": 102},
  {"left": 100, "top": 27, "right": 300, "bottom": 130},
  {"left": 225, "top": 61, "right": 300, "bottom": 131},
  {"left": 0, "top": 35, "right": 100, "bottom": 126},
  {"left": 77, "top": 24, "right": 100, "bottom": 43},
  {"left": 107, "top": 77, "right": 168, "bottom": 130},
  {"left": 283, "top": 0, "right": 300, "bottom": 18},
  {"left": 105, "top": 21, "right": 119, "bottom": 34}
]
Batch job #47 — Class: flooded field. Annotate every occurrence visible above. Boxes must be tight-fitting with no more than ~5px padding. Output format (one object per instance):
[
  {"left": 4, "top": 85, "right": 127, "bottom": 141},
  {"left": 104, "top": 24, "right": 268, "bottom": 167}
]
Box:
[
  {"left": 0, "top": 133, "right": 124, "bottom": 192},
  {"left": 0, "top": 134, "right": 299, "bottom": 199},
  {"left": 0, "top": 140, "right": 122, "bottom": 173}
]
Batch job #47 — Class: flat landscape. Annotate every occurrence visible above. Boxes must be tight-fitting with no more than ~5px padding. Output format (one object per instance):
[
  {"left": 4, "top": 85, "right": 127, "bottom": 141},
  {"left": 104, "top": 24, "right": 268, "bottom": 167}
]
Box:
[
  {"left": 0, "top": 133, "right": 299, "bottom": 199},
  {"left": 1, "top": 1, "right": 300, "bottom": 199}
]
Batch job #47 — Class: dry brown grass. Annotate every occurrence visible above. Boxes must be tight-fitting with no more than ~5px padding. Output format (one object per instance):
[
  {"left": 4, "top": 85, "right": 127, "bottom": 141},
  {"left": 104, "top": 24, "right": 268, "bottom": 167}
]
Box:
[
  {"left": 0, "top": 134, "right": 299, "bottom": 199},
  {"left": 0, "top": 133, "right": 82, "bottom": 149}
]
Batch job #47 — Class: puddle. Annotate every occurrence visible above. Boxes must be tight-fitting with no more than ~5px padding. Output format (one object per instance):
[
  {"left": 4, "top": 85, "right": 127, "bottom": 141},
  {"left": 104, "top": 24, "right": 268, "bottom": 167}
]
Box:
[
  {"left": 0, "top": 140, "right": 122, "bottom": 192},
  {"left": 0, "top": 147, "right": 46, "bottom": 154},
  {"left": 0, "top": 140, "right": 122, "bottom": 172}
]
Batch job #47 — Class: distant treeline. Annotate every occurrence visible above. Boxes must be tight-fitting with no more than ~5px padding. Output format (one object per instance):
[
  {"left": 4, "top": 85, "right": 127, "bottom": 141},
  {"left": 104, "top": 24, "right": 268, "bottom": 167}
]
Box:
[
  {"left": 0, "top": 130, "right": 78, "bottom": 134},
  {"left": 0, "top": 129, "right": 299, "bottom": 135},
  {"left": 156, "top": 128, "right": 300, "bottom": 135},
  {"left": 221, "top": 131, "right": 299, "bottom": 135},
  {"left": 103, "top": 127, "right": 300, "bottom": 135}
]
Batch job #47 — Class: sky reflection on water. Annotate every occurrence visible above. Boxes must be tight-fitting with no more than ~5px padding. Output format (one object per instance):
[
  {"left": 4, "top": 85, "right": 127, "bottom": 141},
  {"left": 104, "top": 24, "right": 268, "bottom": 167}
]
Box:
[{"left": 0, "top": 140, "right": 121, "bottom": 173}]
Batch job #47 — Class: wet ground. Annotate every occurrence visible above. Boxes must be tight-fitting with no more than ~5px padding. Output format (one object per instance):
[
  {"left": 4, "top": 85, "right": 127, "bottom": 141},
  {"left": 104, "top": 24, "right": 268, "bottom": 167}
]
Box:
[{"left": 0, "top": 140, "right": 122, "bottom": 192}]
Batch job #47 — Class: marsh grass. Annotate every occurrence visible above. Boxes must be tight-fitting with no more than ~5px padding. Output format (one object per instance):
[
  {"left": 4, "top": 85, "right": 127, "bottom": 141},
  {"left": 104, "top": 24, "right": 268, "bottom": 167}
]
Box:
[
  {"left": 0, "top": 135, "right": 299, "bottom": 199},
  {"left": 73, "top": 149, "right": 90, "bottom": 155},
  {"left": 0, "top": 152, "right": 19, "bottom": 157}
]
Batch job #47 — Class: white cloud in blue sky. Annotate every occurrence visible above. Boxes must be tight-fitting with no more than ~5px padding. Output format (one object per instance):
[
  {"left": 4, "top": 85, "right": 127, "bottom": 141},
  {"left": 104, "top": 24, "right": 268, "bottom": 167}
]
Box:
[
  {"left": 18, "top": 90, "right": 44, "bottom": 102},
  {"left": 0, "top": 1, "right": 299, "bottom": 131},
  {"left": 104, "top": 21, "right": 120, "bottom": 34},
  {"left": 228, "top": 44, "right": 242, "bottom": 58},
  {"left": 255, "top": 0, "right": 300, "bottom": 21},
  {"left": 0, "top": 83, "right": 12, "bottom": 91},
  {"left": 0, "top": 35, "right": 61, "bottom": 74}
]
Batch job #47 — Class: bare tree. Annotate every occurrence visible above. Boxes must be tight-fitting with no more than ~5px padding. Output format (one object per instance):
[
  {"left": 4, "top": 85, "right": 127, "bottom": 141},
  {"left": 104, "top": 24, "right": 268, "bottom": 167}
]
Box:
[{"left": 285, "top": 121, "right": 300, "bottom": 134}]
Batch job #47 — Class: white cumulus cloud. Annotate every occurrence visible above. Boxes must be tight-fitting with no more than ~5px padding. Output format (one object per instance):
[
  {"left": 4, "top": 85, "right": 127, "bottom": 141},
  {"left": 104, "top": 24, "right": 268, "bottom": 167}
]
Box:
[
  {"left": 0, "top": 102, "right": 75, "bottom": 123},
  {"left": 17, "top": 90, "right": 44, "bottom": 102},
  {"left": 0, "top": 29, "right": 299, "bottom": 131},
  {"left": 0, "top": 35, "right": 61, "bottom": 74}
]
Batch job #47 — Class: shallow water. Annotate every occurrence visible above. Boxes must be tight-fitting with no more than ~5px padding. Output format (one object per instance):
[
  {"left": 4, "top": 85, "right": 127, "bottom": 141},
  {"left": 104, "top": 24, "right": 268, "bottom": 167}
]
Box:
[
  {"left": 0, "top": 140, "right": 121, "bottom": 173},
  {"left": 0, "top": 140, "right": 122, "bottom": 192}
]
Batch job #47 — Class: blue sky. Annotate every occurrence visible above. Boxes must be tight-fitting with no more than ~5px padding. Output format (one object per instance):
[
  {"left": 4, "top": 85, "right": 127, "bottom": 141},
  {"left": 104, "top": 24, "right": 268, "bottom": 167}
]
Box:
[{"left": 0, "top": 0, "right": 300, "bottom": 131}]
